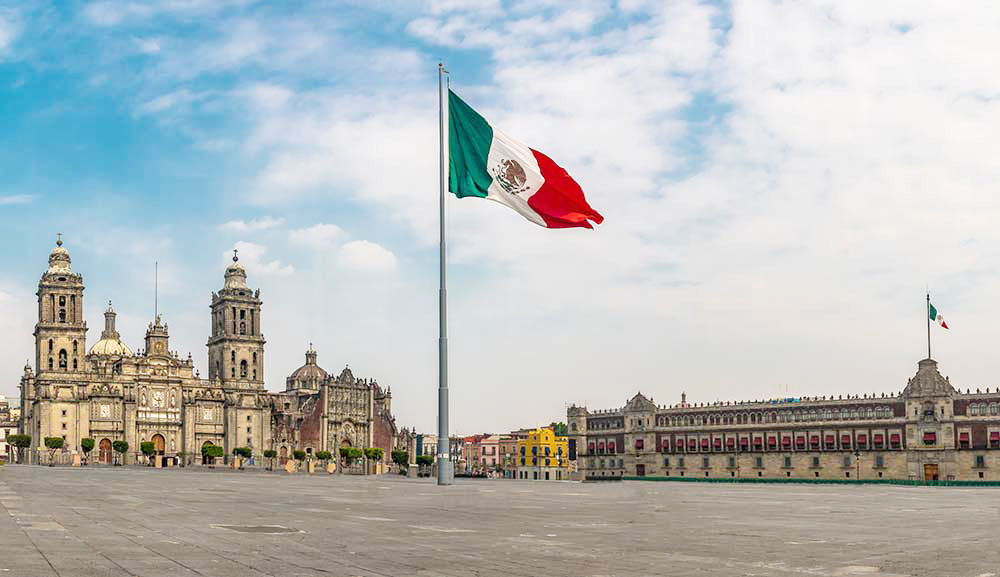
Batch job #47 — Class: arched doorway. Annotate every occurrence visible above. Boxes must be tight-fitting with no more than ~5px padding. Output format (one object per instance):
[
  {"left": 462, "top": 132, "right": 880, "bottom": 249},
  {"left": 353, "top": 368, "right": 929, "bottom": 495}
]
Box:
[
  {"left": 202, "top": 441, "right": 215, "bottom": 465},
  {"left": 152, "top": 434, "right": 165, "bottom": 455},
  {"left": 99, "top": 438, "right": 112, "bottom": 464}
]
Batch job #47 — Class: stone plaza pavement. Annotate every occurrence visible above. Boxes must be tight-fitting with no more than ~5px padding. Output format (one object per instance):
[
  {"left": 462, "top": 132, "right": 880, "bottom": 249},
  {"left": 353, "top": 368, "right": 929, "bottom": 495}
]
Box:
[{"left": 1, "top": 466, "right": 998, "bottom": 577}]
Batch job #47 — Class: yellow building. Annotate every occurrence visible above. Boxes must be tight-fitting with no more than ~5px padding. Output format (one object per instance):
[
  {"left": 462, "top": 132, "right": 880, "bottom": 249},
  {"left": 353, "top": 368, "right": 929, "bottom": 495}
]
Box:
[{"left": 515, "top": 427, "right": 569, "bottom": 480}]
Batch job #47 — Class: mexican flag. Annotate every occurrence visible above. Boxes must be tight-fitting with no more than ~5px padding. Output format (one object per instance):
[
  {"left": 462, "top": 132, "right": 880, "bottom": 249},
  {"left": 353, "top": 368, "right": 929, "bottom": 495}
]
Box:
[
  {"left": 448, "top": 90, "right": 604, "bottom": 229},
  {"left": 929, "top": 303, "right": 949, "bottom": 329}
]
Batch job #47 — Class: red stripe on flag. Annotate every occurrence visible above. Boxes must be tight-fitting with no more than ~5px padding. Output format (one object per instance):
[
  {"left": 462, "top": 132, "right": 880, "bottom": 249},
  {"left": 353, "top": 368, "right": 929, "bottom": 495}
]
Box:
[{"left": 528, "top": 148, "right": 603, "bottom": 229}]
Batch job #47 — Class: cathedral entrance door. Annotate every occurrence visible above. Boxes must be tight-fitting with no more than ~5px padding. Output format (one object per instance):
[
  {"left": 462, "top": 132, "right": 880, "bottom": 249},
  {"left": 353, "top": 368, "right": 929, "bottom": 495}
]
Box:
[
  {"left": 152, "top": 434, "right": 166, "bottom": 455},
  {"left": 924, "top": 464, "right": 939, "bottom": 481},
  {"left": 99, "top": 438, "right": 112, "bottom": 464},
  {"left": 636, "top": 464, "right": 646, "bottom": 477}
]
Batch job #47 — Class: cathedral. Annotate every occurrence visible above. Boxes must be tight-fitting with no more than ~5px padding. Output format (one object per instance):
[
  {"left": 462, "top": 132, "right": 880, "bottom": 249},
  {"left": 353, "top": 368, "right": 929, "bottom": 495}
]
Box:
[{"left": 18, "top": 237, "right": 402, "bottom": 465}]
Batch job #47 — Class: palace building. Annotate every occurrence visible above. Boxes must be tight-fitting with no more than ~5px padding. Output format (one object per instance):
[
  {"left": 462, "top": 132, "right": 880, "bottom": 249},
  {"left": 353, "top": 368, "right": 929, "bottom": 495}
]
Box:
[
  {"left": 567, "top": 358, "right": 1000, "bottom": 482},
  {"left": 18, "top": 237, "right": 403, "bottom": 465}
]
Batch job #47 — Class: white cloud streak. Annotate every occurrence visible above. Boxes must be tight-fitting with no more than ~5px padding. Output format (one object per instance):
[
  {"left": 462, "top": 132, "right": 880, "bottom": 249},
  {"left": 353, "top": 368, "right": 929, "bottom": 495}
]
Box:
[
  {"left": 219, "top": 217, "right": 285, "bottom": 232},
  {"left": 0, "top": 194, "right": 37, "bottom": 205}
]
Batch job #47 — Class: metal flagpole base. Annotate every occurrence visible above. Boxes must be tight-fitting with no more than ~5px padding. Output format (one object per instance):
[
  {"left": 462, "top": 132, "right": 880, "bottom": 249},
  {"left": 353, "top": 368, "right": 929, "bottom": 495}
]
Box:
[{"left": 437, "top": 457, "right": 454, "bottom": 485}]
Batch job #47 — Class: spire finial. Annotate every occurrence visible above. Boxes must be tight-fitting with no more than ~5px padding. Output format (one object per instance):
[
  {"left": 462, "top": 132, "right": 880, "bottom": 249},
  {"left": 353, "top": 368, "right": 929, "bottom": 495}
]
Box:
[
  {"left": 56, "top": 233, "right": 62, "bottom": 247},
  {"left": 233, "top": 248, "right": 239, "bottom": 262}
]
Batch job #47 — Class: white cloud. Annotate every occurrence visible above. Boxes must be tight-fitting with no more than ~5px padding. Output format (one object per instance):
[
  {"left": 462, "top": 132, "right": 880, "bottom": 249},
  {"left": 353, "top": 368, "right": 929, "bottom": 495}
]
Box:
[
  {"left": 138, "top": 88, "right": 209, "bottom": 115},
  {"left": 0, "top": 8, "right": 20, "bottom": 56},
  {"left": 219, "top": 216, "right": 285, "bottom": 232},
  {"left": 289, "top": 223, "right": 344, "bottom": 247},
  {"left": 227, "top": 241, "right": 293, "bottom": 275},
  {"left": 133, "top": 36, "right": 162, "bottom": 54},
  {"left": 337, "top": 240, "right": 398, "bottom": 273},
  {"left": 0, "top": 194, "right": 36, "bottom": 205}
]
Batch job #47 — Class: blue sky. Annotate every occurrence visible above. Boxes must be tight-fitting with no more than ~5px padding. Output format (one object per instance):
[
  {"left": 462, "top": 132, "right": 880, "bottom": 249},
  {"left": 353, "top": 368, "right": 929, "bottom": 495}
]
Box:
[{"left": 3, "top": 1, "right": 1000, "bottom": 434}]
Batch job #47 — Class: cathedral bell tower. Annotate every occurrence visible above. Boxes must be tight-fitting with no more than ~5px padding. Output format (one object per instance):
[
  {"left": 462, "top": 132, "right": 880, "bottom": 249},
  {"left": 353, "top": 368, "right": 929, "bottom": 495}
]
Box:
[
  {"left": 34, "top": 235, "right": 87, "bottom": 377},
  {"left": 207, "top": 250, "right": 265, "bottom": 388}
]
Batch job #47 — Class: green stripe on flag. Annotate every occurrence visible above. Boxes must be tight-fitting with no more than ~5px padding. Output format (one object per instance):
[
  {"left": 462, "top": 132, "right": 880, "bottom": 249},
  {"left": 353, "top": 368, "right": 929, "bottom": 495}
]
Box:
[
  {"left": 448, "top": 90, "right": 493, "bottom": 199},
  {"left": 929, "top": 304, "right": 938, "bottom": 320}
]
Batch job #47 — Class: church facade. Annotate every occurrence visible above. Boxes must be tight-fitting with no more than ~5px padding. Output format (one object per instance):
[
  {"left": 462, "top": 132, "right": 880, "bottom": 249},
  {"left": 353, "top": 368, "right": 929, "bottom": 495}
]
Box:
[
  {"left": 568, "top": 358, "right": 1000, "bottom": 482},
  {"left": 270, "top": 347, "right": 399, "bottom": 464},
  {"left": 18, "top": 238, "right": 402, "bottom": 465}
]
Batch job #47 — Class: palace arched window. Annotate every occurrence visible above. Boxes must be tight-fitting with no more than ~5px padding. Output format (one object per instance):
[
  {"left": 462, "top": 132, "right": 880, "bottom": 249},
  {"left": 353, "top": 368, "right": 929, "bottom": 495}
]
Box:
[
  {"left": 252, "top": 352, "right": 257, "bottom": 365},
  {"left": 58, "top": 349, "right": 67, "bottom": 370},
  {"left": 240, "top": 321, "right": 246, "bottom": 335},
  {"left": 73, "top": 340, "right": 78, "bottom": 355},
  {"left": 992, "top": 403, "right": 998, "bottom": 416},
  {"left": 231, "top": 351, "right": 236, "bottom": 363},
  {"left": 48, "top": 339, "right": 53, "bottom": 352},
  {"left": 240, "top": 360, "right": 248, "bottom": 378},
  {"left": 72, "top": 358, "right": 77, "bottom": 370},
  {"left": 48, "top": 357, "right": 53, "bottom": 370}
]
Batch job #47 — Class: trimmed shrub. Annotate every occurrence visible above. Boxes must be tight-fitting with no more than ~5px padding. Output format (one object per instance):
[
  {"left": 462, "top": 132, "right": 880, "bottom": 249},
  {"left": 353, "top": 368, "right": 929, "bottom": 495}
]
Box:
[
  {"left": 140, "top": 442, "right": 156, "bottom": 457},
  {"left": 8, "top": 434, "right": 30, "bottom": 462},
  {"left": 292, "top": 450, "right": 306, "bottom": 461},
  {"left": 315, "top": 451, "right": 332, "bottom": 461},
  {"left": 415, "top": 455, "right": 434, "bottom": 467},
  {"left": 391, "top": 449, "right": 408, "bottom": 467},
  {"left": 232, "top": 447, "right": 252, "bottom": 459},
  {"left": 44, "top": 437, "right": 64, "bottom": 466}
]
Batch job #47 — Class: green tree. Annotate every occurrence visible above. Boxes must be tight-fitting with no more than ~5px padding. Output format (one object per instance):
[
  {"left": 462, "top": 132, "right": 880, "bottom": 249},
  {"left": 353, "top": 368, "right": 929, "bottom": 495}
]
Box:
[
  {"left": 415, "top": 455, "right": 434, "bottom": 467},
  {"left": 43, "top": 437, "right": 64, "bottom": 466},
  {"left": 112, "top": 440, "right": 129, "bottom": 465},
  {"left": 550, "top": 422, "right": 568, "bottom": 437},
  {"left": 80, "top": 438, "right": 95, "bottom": 465},
  {"left": 201, "top": 444, "right": 224, "bottom": 465},
  {"left": 233, "top": 447, "right": 252, "bottom": 459},
  {"left": 140, "top": 442, "right": 156, "bottom": 464},
  {"left": 292, "top": 449, "right": 306, "bottom": 461},
  {"left": 7, "top": 434, "right": 30, "bottom": 463},
  {"left": 263, "top": 449, "right": 277, "bottom": 471},
  {"left": 391, "top": 449, "right": 409, "bottom": 472},
  {"left": 315, "top": 450, "right": 332, "bottom": 463}
]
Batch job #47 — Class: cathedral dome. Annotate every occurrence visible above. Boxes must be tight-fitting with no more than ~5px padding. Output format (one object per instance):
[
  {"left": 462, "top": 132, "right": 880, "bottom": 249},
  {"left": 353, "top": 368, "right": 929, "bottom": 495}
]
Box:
[
  {"left": 289, "top": 347, "right": 328, "bottom": 381},
  {"left": 89, "top": 337, "right": 134, "bottom": 357},
  {"left": 88, "top": 301, "right": 134, "bottom": 357},
  {"left": 47, "top": 235, "right": 72, "bottom": 274}
]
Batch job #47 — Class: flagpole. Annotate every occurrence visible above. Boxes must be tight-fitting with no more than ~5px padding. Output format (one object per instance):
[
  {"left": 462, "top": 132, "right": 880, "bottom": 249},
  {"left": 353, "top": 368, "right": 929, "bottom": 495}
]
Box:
[
  {"left": 437, "top": 62, "right": 454, "bottom": 486},
  {"left": 926, "top": 292, "right": 931, "bottom": 360}
]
